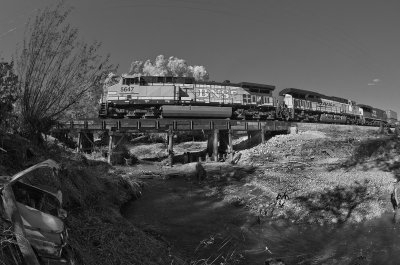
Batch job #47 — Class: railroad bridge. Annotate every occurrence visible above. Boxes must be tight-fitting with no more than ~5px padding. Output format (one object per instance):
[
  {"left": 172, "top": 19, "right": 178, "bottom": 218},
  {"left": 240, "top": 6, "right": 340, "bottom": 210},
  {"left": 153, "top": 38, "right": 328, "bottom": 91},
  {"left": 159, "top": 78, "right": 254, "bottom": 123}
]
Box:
[{"left": 52, "top": 119, "right": 294, "bottom": 165}]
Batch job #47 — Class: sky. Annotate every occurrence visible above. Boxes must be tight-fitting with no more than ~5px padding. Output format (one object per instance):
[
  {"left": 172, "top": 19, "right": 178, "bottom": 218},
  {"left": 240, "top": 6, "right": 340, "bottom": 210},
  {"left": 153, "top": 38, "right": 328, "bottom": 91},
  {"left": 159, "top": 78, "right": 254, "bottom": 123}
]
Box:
[{"left": 1, "top": 0, "right": 400, "bottom": 115}]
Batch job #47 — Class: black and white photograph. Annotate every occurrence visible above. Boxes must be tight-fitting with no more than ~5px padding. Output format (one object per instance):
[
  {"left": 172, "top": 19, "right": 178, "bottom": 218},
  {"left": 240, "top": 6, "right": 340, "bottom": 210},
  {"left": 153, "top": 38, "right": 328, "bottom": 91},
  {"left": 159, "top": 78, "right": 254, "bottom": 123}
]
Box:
[{"left": 1, "top": 0, "right": 400, "bottom": 264}]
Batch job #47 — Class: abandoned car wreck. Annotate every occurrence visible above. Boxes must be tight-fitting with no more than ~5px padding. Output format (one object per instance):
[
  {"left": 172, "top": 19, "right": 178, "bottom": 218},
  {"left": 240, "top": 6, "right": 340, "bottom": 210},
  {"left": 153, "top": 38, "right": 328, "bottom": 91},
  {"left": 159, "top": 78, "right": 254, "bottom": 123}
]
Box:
[{"left": 0, "top": 159, "right": 72, "bottom": 265}]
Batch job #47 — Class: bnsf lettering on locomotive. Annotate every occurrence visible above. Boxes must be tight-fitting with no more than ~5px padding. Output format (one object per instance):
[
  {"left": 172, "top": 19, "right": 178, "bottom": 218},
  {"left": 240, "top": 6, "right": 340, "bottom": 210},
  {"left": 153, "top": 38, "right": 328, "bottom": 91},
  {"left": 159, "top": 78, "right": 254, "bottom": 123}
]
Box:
[
  {"left": 198, "top": 89, "right": 208, "bottom": 97},
  {"left": 197, "top": 88, "right": 238, "bottom": 99}
]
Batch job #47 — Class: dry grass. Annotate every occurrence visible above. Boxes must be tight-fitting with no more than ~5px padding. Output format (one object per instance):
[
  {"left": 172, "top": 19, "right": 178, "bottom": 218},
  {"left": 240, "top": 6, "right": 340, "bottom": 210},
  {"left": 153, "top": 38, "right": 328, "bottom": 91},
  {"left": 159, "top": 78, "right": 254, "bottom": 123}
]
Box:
[
  {"left": 0, "top": 223, "right": 21, "bottom": 265},
  {"left": 189, "top": 233, "right": 244, "bottom": 265}
]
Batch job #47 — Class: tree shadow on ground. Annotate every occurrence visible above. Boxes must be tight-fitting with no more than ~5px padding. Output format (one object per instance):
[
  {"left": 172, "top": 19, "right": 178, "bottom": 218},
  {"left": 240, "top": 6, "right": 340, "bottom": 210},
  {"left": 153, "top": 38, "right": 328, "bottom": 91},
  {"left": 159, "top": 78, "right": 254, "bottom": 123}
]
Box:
[
  {"left": 233, "top": 132, "right": 281, "bottom": 152},
  {"left": 328, "top": 136, "right": 400, "bottom": 179},
  {"left": 295, "top": 180, "right": 374, "bottom": 223}
]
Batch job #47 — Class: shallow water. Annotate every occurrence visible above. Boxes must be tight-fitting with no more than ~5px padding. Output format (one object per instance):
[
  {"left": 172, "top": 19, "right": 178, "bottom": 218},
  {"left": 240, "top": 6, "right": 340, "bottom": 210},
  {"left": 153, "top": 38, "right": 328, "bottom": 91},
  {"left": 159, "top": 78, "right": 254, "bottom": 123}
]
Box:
[{"left": 122, "top": 179, "right": 400, "bottom": 264}]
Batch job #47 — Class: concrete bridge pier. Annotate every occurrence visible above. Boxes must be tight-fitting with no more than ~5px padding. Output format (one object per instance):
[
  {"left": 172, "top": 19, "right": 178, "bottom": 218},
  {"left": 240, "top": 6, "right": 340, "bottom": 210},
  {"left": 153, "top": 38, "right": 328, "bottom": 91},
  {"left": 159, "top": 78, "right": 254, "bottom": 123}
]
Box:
[
  {"left": 167, "top": 129, "right": 174, "bottom": 166},
  {"left": 206, "top": 129, "right": 233, "bottom": 162},
  {"left": 206, "top": 129, "right": 220, "bottom": 161},
  {"left": 107, "top": 134, "right": 113, "bottom": 165},
  {"left": 107, "top": 132, "right": 126, "bottom": 165},
  {"left": 213, "top": 129, "right": 219, "bottom": 161}
]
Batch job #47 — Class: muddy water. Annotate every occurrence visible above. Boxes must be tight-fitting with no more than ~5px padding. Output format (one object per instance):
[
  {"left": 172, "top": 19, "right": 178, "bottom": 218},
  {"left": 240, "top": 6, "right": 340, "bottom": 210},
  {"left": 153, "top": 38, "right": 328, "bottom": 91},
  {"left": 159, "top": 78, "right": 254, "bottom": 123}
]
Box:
[{"left": 122, "top": 179, "right": 400, "bottom": 264}]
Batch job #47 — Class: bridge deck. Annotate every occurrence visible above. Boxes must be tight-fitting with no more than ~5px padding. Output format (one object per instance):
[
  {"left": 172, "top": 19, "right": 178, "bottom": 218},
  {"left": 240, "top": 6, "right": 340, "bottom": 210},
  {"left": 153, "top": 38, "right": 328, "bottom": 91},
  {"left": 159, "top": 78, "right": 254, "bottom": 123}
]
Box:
[{"left": 53, "top": 119, "right": 292, "bottom": 132}]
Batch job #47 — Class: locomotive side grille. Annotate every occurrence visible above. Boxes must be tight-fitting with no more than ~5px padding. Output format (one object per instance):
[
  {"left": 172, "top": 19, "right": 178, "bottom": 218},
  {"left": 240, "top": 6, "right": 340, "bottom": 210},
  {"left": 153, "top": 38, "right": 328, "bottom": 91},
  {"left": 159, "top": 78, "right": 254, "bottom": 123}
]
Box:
[{"left": 99, "top": 103, "right": 107, "bottom": 116}]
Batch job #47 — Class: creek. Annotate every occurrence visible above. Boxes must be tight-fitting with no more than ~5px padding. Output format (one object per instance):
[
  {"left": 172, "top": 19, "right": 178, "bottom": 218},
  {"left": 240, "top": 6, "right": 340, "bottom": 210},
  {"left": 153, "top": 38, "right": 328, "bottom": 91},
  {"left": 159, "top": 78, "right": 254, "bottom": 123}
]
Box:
[{"left": 122, "top": 179, "right": 400, "bottom": 264}]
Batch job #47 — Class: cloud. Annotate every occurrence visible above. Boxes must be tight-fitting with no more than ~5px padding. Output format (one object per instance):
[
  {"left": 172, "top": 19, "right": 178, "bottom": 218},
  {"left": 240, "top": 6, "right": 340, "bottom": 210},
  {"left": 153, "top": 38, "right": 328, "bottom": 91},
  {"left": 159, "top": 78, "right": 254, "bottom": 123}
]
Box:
[{"left": 367, "top": 78, "right": 381, "bottom": 86}]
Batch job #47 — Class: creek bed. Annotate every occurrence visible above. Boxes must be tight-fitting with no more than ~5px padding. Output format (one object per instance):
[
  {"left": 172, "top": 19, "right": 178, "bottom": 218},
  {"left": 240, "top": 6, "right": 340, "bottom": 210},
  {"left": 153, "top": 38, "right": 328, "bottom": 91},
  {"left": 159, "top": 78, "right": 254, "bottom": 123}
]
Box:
[{"left": 122, "top": 178, "right": 400, "bottom": 264}]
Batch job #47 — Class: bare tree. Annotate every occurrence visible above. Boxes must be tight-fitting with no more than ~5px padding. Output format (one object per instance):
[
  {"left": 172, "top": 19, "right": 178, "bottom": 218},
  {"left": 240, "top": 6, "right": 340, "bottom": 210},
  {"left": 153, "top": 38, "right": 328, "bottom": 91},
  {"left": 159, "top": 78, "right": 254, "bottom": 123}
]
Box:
[
  {"left": 0, "top": 61, "right": 19, "bottom": 133},
  {"left": 16, "top": 1, "right": 113, "bottom": 140}
]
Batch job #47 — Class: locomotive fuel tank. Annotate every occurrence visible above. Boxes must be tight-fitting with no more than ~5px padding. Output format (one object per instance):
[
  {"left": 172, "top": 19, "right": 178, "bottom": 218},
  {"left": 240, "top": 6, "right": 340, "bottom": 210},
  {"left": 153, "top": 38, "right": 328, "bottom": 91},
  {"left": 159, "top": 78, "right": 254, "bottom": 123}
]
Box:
[{"left": 161, "top": 105, "right": 232, "bottom": 118}]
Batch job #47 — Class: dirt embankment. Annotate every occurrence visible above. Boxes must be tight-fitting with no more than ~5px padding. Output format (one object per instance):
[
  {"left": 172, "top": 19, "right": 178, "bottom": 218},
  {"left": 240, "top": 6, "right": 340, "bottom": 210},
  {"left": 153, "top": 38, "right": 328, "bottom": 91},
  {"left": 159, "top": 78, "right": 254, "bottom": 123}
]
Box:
[
  {"left": 201, "top": 128, "right": 399, "bottom": 225},
  {"left": 0, "top": 135, "right": 174, "bottom": 265}
]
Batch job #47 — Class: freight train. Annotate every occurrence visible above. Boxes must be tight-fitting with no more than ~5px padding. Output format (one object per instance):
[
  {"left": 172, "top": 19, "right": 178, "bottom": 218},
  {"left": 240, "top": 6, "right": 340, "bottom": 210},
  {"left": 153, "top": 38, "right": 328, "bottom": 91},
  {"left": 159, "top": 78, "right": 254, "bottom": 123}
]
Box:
[{"left": 100, "top": 75, "right": 398, "bottom": 126}]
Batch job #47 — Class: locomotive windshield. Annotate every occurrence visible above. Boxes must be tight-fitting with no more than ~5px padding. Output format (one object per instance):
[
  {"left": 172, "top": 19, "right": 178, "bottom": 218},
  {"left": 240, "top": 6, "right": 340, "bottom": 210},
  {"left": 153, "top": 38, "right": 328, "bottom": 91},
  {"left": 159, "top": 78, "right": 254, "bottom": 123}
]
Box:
[
  {"left": 122, "top": 76, "right": 195, "bottom": 85},
  {"left": 122, "top": 77, "right": 146, "bottom": 86}
]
